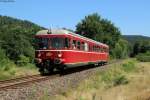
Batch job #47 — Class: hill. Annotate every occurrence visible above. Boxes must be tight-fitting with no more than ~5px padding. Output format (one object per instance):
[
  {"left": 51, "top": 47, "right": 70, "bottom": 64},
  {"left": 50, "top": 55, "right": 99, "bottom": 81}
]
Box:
[
  {"left": 0, "top": 15, "right": 45, "bottom": 61},
  {"left": 122, "top": 35, "right": 150, "bottom": 45}
]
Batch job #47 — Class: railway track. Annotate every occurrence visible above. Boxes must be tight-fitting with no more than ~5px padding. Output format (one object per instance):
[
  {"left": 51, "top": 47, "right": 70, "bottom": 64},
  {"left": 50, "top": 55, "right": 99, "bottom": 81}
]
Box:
[
  {"left": 0, "top": 60, "right": 122, "bottom": 90},
  {"left": 0, "top": 74, "right": 59, "bottom": 90}
]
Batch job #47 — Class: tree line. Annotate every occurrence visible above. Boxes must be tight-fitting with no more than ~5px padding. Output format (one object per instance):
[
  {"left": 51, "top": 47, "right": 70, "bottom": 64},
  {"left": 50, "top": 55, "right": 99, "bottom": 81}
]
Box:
[
  {"left": 75, "top": 13, "right": 150, "bottom": 59},
  {"left": 0, "top": 14, "right": 149, "bottom": 67}
]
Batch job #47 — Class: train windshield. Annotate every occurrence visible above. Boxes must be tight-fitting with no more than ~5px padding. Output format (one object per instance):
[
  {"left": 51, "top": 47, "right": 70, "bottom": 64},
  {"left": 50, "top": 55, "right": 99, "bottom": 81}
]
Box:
[
  {"left": 35, "top": 38, "right": 49, "bottom": 49},
  {"left": 51, "top": 37, "right": 65, "bottom": 49},
  {"left": 35, "top": 37, "right": 69, "bottom": 49}
]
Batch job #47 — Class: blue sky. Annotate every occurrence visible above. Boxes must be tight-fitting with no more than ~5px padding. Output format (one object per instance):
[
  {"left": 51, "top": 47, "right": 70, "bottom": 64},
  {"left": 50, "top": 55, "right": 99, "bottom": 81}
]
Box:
[{"left": 0, "top": 0, "right": 150, "bottom": 36}]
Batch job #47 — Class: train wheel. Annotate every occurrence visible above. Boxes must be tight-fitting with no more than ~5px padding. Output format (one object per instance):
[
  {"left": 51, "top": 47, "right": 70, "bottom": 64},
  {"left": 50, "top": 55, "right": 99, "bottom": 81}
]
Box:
[
  {"left": 39, "top": 67, "right": 45, "bottom": 75},
  {"left": 60, "top": 67, "right": 64, "bottom": 75},
  {"left": 58, "top": 65, "right": 65, "bottom": 75},
  {"left": 37, "top": 63, "right": 45, "bottom": 75},
  {"left": 98, "top": 62, "right": 102, "bottom": 66},
  {"left": 47, "top": 66, "right": 54, "bottom": 74},
  {"left": 43, "top": 60, "right": 53, "bottom": 75}
]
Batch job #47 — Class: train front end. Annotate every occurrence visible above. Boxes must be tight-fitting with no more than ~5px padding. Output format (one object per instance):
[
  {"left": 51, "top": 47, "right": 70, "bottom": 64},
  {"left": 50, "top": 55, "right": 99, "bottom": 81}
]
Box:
[{"left": 34, "top": 30, "right": 69, "bottom": 75}]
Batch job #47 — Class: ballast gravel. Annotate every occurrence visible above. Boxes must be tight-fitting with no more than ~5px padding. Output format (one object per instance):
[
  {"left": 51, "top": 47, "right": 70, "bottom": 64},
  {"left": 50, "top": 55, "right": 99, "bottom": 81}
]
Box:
[{"left": 0, "top": 65, "right": 109, "bottom": 100}]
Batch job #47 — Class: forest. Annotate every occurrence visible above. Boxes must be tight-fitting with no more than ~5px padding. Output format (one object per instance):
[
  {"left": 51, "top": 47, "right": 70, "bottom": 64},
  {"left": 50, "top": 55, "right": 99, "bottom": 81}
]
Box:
[{"left": 0, "top": 13, "right": 150, "bottom": 70}]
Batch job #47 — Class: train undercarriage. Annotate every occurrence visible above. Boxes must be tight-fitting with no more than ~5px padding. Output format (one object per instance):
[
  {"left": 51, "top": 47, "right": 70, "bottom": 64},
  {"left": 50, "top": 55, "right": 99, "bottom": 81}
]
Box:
[{"left": 35, "top": 59, "right": 107, "bottom": 75}]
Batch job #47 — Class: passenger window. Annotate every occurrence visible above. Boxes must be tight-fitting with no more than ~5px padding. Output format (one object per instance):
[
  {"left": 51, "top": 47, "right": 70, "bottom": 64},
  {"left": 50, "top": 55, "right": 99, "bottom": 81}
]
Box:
[
  {"left": 81, "top": 42, "right": 85, "bottom": 51},
  {"left": 94, "top": 46, "right": 96, "bottom": 52},
  {"left": 100, "top": 47, "right": 103, "bottom": 52},
  {"left": 89, "top": 45, "right": 91, "bottom": 51},
  {"left": 77, "top": 41, "right": 80, "bottom": 50},
  {"left": 96, "top": 46, "right": 98, "bottom": 52},
  {"left": 98, "top": 46, "right": 99, "bottom": 52},
  {"left": 103, "top": 47, "right": 105, "bottom": 52},
  {"left": 65, "top": 38, "right": 70, "bottom": 48},
  {"left": 92, "top": 45, "right": 94, "bottom": 52},
  {"left": 72, "top": 40, "right": 76, "bottom": 49}
]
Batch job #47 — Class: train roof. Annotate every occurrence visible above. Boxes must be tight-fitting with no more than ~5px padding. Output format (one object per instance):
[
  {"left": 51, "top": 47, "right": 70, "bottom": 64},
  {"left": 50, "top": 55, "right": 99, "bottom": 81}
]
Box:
[{"left": 36, "top": 29, "right": 108, "bottom": 47}]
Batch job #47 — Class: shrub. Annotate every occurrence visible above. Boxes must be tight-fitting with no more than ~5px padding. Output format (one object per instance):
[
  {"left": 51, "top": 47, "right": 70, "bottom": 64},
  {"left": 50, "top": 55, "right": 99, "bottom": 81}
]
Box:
[
  {"left": 17, "top": 55, "right": 30, "bottom": 66},
  {"left": 101, "top": 67, "right": 128, "bottom": 87},
  {"left": 0, "top": 48, "right": 15, "bottom": 71},
  {"left": 136, "top": 52, "right": 150, "bottom": 62},
  {"left": 0, "top": 48, "right": 7, "bottom": 67},
  {"left": 113, "top": 75, "right": 128, "bottom": 86}
]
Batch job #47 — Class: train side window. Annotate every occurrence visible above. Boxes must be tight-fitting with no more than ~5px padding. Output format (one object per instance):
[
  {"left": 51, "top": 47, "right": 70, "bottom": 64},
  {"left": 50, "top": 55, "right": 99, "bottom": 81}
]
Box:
[
  {"left": 65, "top": 38, "right": 70, "bottom": 48},
  {"left": 94, "top": 46, "right": 96, "bottom": 52},
  {"left": 92, "top": 46, "right": 94, "bottom": 51},
  {"left": 98, "top": 46, "right": 100, "bottom": 52},
  {"left": 72, "top": 40, "right": 76, "bottom": 49},
  {"left": 107, "top": 48, "right": 109, "bottom": 53},
  {"left": 105, "top": 48, "right": 107, "bottom": 52},
  {"left": 104, "top": 48, "right": 107, "bottom": 52},
  {"left": 105, "top": 48, "right": 108, "bottom": 52},
  {"left": 48, "top": 38, "right": 51, "bottom": 49},
  {"left": 89, "top": 45, "right": 91, "bottom": 51},
  {"left": 81, "top": 42, "right": 85, "bottom": 51},
  {"left": 103, "top": 47, "right": 105, "bottom": 52},
  {"left": 93, "top": 45, "right": 95, "bottom": 52},
  {"left": 92, "top": 45, "right": 94, "bottom": 52},
  {"left": 96, "top": 46, "right": 98, "bottom": 52},
  {"left": 77, "top": 41, "right": 81, "bottom": 50},
  {"left": 104, "top": 48, "right": 106, "bottom": 52},
  {"left": 100, "top": 46, "right": 103, "bottom": 52}
]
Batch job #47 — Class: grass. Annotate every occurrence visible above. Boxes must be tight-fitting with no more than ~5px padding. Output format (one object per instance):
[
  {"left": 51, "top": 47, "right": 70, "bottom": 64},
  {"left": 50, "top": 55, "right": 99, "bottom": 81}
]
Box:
[
  {"left": 0, "top": 62, "right": 39, "bottom": 80},
  {"left": 53, "top": 59, "right": 150, "bottom": 100}
]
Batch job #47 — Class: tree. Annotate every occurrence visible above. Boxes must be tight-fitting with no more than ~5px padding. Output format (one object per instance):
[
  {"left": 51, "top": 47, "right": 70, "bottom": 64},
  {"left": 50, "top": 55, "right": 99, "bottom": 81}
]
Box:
[
  {"left": 76, "top": 13, "right": 121, "bottom": 56},
  {"left": 112, "top": 39, "right": 130, "bottom": 59},
  {"left": 132, "top": 40, "right": 150, "bottom": 56},
  {"left": 0, "top": 15, "right": 44, "bottom": 63},
  {"left": 76, "top": 13, "right": 102, "bottom": 39}
]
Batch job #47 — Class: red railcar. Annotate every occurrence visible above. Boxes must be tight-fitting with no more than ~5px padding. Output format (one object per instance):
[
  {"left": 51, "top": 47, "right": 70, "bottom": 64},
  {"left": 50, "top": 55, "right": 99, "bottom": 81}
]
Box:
[{"left": 34, "top": 29, "right": 109, "bottom": 74}]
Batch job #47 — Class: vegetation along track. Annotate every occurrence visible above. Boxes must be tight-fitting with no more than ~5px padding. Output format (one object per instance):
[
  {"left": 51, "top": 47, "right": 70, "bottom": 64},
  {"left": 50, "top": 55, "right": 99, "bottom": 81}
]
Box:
[{"left": 0, "top": 60, "right": 122, "bottom": 90}]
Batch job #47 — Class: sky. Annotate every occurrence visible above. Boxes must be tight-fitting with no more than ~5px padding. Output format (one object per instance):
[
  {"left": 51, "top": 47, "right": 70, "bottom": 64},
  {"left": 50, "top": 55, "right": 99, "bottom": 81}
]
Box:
[{"left": 0, "top": 0, "right": 150, "bottom": 37}]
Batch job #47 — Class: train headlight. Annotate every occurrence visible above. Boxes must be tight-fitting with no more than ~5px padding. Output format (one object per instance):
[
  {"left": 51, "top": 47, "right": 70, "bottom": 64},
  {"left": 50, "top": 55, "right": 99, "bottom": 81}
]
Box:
[
  {"left": 58, "top": 53, "right": 62, "bottom": 57},
  {"left": 38, "top": 53, "right": 41, "bottom": 57},
  {"left": 57, "top": 51, "right": 62, "bottom": 58}
]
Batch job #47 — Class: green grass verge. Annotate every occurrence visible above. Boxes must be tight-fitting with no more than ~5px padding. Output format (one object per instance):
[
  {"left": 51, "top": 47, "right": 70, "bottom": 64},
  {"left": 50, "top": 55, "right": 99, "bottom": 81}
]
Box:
[
  {"left": 0, "top": 61, "right": 39, "bottom": 80},
  {"left": 54, "top": 59, "right": 140, "bottom": 100}
]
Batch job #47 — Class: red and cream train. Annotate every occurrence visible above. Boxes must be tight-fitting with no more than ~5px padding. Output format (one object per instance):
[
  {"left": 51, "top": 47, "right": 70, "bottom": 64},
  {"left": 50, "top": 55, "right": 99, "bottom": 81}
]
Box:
[{"left": 34, "top": 29, "right": 109, "bottom": 74}]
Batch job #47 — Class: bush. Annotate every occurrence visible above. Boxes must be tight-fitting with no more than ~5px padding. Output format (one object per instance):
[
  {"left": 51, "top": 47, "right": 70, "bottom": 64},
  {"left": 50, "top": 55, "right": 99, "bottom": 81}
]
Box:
[
  {"left": 136, "top": 52, "right": 150, "bottom": 62},
  {"left": 0, "top": 48, "right": 13, "bottom": 71},
  {"left": 17, "top": 55, "right": 30, "bottom": 66},
  {"left": 112, "top": 39, "right": 130, "bottom": 59},
  {"left": 0, "top": 48, "right": 7, "bottom": 67},
  {"left": 113, "top": 75, "right": 128, "bottom": 86},
  {"left": 101, "top": 67, "right": 128, "bottom": 87}
]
